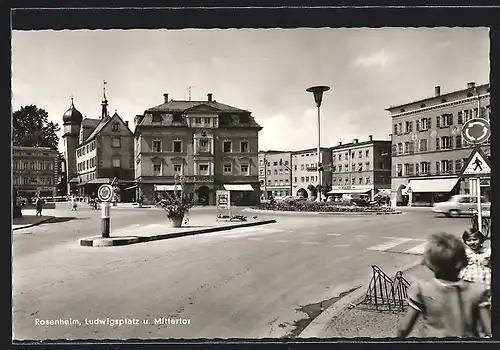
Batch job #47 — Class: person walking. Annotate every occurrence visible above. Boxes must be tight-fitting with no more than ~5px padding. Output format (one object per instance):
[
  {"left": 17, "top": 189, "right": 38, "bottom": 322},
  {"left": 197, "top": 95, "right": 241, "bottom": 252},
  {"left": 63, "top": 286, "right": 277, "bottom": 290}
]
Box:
[
  {"left": 397, "top": 232, "right": 491, "bottom": 338},
  {"left": 71, "top": 194, "right": 78, "bottom": 211},
  {"left": 35, "top": 195, "right": 44, "bottom": 216}
]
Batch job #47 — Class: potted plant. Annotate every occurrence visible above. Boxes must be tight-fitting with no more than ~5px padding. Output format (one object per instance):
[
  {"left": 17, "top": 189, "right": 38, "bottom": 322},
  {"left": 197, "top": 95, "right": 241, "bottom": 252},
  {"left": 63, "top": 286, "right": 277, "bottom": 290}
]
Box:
[{"left": 156, "top": 175, "right": 193, "bottom": 227}]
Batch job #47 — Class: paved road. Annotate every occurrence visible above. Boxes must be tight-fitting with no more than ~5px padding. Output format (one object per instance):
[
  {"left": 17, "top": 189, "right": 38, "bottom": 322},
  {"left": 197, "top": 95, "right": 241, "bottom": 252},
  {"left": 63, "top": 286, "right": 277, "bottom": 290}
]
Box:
[{"left": 13, "top": 208, "right": 471, "bottom": 340}]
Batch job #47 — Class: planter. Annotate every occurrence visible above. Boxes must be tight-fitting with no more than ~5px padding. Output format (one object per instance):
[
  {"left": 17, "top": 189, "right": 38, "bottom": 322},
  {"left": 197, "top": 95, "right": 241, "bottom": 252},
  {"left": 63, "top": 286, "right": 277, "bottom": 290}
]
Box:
[{"left": 169, "top": 216, "right": 184, "bottom": 228}]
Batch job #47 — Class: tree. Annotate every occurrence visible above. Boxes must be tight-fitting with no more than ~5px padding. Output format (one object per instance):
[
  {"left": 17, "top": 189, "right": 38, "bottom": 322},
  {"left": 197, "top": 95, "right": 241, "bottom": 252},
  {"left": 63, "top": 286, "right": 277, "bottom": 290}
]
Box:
[{"left": 13, "top": 105, "right": 60, "bottom": 150}]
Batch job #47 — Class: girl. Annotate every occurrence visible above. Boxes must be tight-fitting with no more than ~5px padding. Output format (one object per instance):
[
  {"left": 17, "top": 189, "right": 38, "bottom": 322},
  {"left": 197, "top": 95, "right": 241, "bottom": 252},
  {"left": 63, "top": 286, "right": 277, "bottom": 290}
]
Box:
[
  {"left": 460, "top": 229, "right": 491, "bottom": 294},
  {"left": 71, "top": 194, "right": 78, "bottom": 211},
  {"left": 397, "top": 232, "right": 491, "bottom": 338}
]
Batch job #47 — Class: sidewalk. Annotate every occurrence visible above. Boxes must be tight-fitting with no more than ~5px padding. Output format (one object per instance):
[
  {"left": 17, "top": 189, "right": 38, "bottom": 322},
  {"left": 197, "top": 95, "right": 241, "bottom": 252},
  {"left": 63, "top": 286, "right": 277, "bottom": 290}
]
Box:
[
  {"left": 300, "top": 262, "right": 433, "bottom": 338},
  {"left": 78, "top": 214, "right": 277, "bottom": 246}
]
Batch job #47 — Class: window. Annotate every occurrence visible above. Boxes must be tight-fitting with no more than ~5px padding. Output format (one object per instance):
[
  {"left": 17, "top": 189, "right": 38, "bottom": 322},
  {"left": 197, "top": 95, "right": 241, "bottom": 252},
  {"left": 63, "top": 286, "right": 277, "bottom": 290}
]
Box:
[
  {"left": 441, "top": 160, "right": 451, "bottom": 174},
  {"left": 397, "top": 164, "right": 403, "bottom": 177},
  {"left": 199, "top": 139, "right": 209, "bottom": 150},
  {"left": 365, "top": 162, "right": 370, "bottom": 170},
  {"left": 153, "top": 164, "right": 162, "bottom": 176},
  {"left": 457, "top": 111, "right": 463, "bottom": 124},
  {"left": 417, "top": 118, "right": 429, "bottom": 131},
  {"left": 419, "top": 139, "right": 428, "bottom": 152},
  {"left": 358, "top": 177, "right": 362, "bottom": 184},
  {"left": 345, "top": 152, "right": 348, "bottom": 160},
  {"left": 294, "top": 177, "right": 297, "bottom": 183},
  {"left": 455, "top": 159, "right": 462, "bottom": 173},
  {"left": 267, "top": 180, "right": 271, "bottom": 185},
  {"left": 274, "top": 169, "right": 278, "bottom": 175},
  {"left": 436, "top": 138, "right": 440, "bottom": 150},
  {"left": 365, "top": 150, "right": 369, "bottom": 158},
  {"left": 301, "top": 164, "right": 305, "bottom": 171},
  {"left": 441, "top": 136, "right": 452, "bottom": 150},
  {"left": 358, "top": 151, "right": 362, "bottom": 158},
  {"left": 240, "top": 141, "right": 249, "bottom": 153},
  {"left": 305, "top": 176, "right": 310, "bottom": 182},
  {"left": 273, "top": 161, "right": 278, "bottom": 166},
  {"left": 112, "top": 122, "right": 120, "bottom": 131},
  {"left": 301, "top": 177, "right": 305, "bottom": 182},
  {"left": 112, "top": 158, "right": 121, "bottom": 168},
  {"left": 152, "top": 114, "right": 163, "bottom": 123},
  {"left": 173, "top": 141, "right": 182, "bottom": 153},
  {"left": 397, "top": 143, "right": 403, "bottom": 155},
  {"left": 199, "top": 164, "right": 209, "bottom": 175},
  {"left": 379, "top": 176, "right": 385, "bottom": 184},
  {"left": 440, "top": 114, "right": 453, "bottom": 127},
  {"left": 174, "top": 164, "right": 182, "bottom": 174},
  {"left": 405, "top": 121, "right": 413, "bottom": 133},
  {"left": 267, "top": 170, "right": 271, "bottom": 175},
  {"left": 195, "top": 117, "right": 202, "bottom": 124},
  {"left": 204, "top": 118, "right": 210, "bottom": 125},
  {"left": 153, "top": 140, "right": 162, "bottom": 152},
  {"left": 223, "top": 141, "right": 232, "bottom": 153},
  {"left": 223, "top": 164, "right": 232, "bottom": 174},
  {"left": 112, "top": 137, "right": 121, "bottom": 148},
  {"left": 358, "top": 163, "right": 363, "bottom": 171},
  {"left": 294, "top": 165, "right": 297, "bottom": 170},
  {"left": 241, "top": 164, "right": 249, "bottom": 175},
  {"left": 436, "top": 161, "right": 440, "bottom": 174},
  {"left": 259, "top": 169, "right": 264, "bottom": 175},
  {"left": 404, "top": 163, "right": 410, "bottom": 176},
  {"left": 23, "top": 177, "right": 28, "bottom": 185},
  {"left": 365, "top": 177, "right": 370, "bottom": 184},
  {"left": 332, "top": 154, "right": 336, "bottom": 161},
  {"left": 455, "top": 135, "right": 462, "bottom": 148},
  {"left": 339, "top": 165, "right": 342, "bottom": 172},
  {"left": 404, "top": 142, "right": 410, "bottom": 154}
]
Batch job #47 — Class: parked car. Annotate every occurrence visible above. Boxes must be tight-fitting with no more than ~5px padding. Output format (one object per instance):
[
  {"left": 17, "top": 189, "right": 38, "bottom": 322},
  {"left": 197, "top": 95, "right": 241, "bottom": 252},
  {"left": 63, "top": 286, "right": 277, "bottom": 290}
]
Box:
[{"left": 432, "top": 194, "right": 491, "bottom": 218}]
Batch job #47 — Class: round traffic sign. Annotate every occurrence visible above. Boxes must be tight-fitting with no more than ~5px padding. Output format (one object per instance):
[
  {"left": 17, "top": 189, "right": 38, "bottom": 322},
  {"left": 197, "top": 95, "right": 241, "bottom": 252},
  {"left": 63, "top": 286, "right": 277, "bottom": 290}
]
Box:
[
  {"left": 461, "top": 118, "right": 491, "bottom": 144},
  {"left": 98, "top": 184, "right": 113, "bottom": 202}
]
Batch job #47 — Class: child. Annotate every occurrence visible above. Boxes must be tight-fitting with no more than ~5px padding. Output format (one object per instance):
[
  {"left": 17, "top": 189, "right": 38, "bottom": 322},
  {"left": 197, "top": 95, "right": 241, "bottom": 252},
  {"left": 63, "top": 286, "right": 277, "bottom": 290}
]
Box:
[
  {"left": 71, "top": 195, "right": 78, "bottom": 211},
  {"left": 460, "top": 229, "right": 491, "bottom": 295},
  {"left": 397, "top": 232, "right": 491, "bottom": 338}
]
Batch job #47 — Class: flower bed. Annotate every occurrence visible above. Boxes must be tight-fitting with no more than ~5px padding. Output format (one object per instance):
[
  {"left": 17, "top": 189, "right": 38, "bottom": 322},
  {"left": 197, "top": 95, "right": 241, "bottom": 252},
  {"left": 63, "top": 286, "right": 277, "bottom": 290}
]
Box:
[{"left": 251, "top": 201, "right": 396, "bottom": 213}]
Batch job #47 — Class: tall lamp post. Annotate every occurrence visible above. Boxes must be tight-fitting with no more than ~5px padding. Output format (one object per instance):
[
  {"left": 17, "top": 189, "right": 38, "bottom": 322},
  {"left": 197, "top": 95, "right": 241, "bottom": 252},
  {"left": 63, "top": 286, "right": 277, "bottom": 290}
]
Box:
[
  {"left": 263, "top": 155, "right": 270, "bottom": 200},
  {"left": 306, "top": 85, "right": 330, "bottom": 202}
]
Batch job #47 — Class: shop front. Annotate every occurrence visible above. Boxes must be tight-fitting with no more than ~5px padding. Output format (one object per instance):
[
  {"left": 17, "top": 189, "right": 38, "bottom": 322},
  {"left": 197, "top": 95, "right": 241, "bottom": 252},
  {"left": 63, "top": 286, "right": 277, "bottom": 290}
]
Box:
[
  {"left": 327, "top": 185, "right": 374, "bottom": 201},
  {"left": 405, "top": 177, "right": 460, "bottom": 207},
  {"left": 222, "top": 183, "right": 259, "bottom": 206}
]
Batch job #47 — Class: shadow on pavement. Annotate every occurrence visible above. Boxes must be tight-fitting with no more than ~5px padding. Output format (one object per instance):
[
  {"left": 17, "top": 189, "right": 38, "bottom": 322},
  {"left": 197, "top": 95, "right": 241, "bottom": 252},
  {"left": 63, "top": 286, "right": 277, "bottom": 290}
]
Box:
[{"left": 45, "top": 217, "right": 89, "bottom": 224}]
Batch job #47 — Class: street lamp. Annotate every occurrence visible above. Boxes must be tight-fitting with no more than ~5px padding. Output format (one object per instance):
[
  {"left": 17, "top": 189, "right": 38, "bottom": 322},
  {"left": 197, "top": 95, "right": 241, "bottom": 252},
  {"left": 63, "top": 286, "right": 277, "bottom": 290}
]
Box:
[{"left": 306, "top": 85, "right": 330, "bottom": 202}]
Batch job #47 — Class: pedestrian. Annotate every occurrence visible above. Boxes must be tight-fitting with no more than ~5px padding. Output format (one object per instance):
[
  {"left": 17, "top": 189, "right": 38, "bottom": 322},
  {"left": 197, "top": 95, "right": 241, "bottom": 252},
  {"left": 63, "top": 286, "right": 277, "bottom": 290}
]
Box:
[
  {"left": 397, "top": 232, "right": 491, "bottom": 338},
  {"left": 459, "top": 229, "right": 491, "bottom": 295},
  {"left": 71, "top": 194, "right": 78, "bottom": 211},
  {"left": 35, "top": 195, "right": 44, "bottom": 216}
]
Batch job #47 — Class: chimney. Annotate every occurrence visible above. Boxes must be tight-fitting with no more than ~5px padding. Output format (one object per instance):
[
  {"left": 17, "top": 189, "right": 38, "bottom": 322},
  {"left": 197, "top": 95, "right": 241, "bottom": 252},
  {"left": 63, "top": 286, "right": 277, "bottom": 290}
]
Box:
[
  {"left": 369, "top": 135, "right": 373, "bottom": 141},
  {"left": 434, "top": 86, "right": 440, "bottom": 96},
  {"left": 338, "top": 141, "right": 342, "bottom": 146},
  {"left": 353, "top": 138, "right": 358, "bottom": 144},
  {"left": 125, "top": 121, "right": 129, "bottom": 128},
  {"left": 163, "top": 93, "right": 169, "bottom": 103},
  {"left": 467, "top": 82, "right": 476, "bottom": 89},
  {"left": 207, "top": 93, "right": 213, "bottom": 102}
]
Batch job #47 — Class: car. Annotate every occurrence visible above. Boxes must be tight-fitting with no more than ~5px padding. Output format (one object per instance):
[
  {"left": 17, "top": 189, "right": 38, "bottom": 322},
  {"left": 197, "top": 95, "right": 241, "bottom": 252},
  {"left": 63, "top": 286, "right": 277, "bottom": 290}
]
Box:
[{"left": 432, "top": 194, "right": 491, "bottom": 218}]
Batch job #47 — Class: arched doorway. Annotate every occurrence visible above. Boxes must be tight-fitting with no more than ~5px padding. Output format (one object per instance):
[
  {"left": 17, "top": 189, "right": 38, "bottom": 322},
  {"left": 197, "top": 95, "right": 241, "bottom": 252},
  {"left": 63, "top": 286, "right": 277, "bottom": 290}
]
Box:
[
  {"left": 197, "top": 186, "right": 210, "bottom": 206},
  {"left": 297, "top": 188, "right": 307, "bottom": 198}
]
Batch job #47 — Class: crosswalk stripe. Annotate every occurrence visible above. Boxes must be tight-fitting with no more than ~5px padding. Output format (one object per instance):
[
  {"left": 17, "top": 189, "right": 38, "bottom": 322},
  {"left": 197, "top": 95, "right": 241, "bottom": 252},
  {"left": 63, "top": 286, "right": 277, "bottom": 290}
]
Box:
[
  {"left": 404, "top": 243, "right": 427, "bottom": 255},
  {"left": 367, "top": 238, "right": 413, "bottom": 251},
  {"left": 332, "top": 244, "right": 351, "bottom": 248},
  {"left": 275, "top": 240, "right": 290, "bottom": 243},
  {"left": 303, "top": 242, "right": 319, "bottom": 245},
  {"left": 327, "top": 233, "right": 341, "bottom": 236}
]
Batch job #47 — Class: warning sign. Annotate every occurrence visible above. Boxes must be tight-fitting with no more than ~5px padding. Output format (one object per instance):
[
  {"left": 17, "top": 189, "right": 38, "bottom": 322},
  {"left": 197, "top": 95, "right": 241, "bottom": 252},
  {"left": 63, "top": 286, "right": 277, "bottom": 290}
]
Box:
[{"left": 460, "top": 146, "right": 491, "bottom": 176}]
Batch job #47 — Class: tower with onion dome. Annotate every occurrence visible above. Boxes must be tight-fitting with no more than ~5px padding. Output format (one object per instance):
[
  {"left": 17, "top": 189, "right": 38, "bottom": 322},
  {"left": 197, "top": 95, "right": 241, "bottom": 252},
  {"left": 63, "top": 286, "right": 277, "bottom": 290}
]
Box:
[{"left": 61, "top": 97, "right": 83, "bottom": 196}]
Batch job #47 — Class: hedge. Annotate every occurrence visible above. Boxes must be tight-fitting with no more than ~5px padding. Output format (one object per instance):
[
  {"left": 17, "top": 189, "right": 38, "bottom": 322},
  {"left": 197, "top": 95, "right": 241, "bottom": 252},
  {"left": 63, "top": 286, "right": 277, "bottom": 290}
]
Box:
[{"left": 251, "top": 201, "right": 396, "bottom": 213}]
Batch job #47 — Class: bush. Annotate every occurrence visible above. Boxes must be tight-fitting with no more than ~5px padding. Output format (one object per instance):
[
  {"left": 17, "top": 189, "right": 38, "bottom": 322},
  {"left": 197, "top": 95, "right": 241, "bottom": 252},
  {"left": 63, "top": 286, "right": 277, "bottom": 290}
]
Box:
[{"left": 251, "top": 200, "right": 395, "bottom": 213}]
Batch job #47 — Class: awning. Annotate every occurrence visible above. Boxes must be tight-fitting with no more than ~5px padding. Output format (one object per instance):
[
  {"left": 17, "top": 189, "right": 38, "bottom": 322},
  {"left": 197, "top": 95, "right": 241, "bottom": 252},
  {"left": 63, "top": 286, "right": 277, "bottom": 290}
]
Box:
[
  {"left": 69, "top": 177, "right": 80, "bottom": 183},
  {"left": 124, "top": 184, "right": 138, "bottom": 190},
  {"left": 223, "top": 184, "right": 254, "bottom": 191},
  {"left": 154, "top": 185, "right": 182, "bottom": 191},
  {"left": 327, "top": 189, "right": 371, "bottom": 195},
  {"left": 407, "top": 178, "right": 459, "bottom": 193}
]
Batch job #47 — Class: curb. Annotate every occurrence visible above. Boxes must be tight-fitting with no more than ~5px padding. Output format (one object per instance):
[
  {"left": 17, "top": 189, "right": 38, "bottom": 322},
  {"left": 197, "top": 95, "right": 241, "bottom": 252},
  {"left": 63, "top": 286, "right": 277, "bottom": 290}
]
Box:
[
  {"left": 243, "top": 208, "right": 402, "bottom": 216},
  {"left": 78, "top": 218, "right": 277, "bottom": 247},
  {"left": 298, "top": 260, "right": 423, "bottom": 338},
  {"left": 12, "top": 216, "right": 56, "bottom": 231}
]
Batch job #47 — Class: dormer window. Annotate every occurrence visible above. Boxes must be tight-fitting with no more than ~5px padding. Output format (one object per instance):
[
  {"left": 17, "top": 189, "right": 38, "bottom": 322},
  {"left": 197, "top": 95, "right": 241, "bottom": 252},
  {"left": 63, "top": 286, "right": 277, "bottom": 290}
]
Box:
[
  {"left": 172, "top": 113, "right": 183, "bottom": 122},
  {"left": 112, "top": 122, "right": 120, "bottom": 131},
  {"left": 152, "top": 114, "right": 163, "bottom": 123}
]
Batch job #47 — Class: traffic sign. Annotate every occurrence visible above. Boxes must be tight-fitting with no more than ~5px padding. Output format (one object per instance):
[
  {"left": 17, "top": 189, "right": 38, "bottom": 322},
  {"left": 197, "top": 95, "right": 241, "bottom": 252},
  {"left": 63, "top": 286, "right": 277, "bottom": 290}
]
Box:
[
  {"left": 98, "top": 184, "right": 113, "bottom": 202},
  {"left": 461, "top": 118, "right": 491, "bottom": 144},
  {"left": 460, "top": 146, "right": 491, "bottom": 177}
]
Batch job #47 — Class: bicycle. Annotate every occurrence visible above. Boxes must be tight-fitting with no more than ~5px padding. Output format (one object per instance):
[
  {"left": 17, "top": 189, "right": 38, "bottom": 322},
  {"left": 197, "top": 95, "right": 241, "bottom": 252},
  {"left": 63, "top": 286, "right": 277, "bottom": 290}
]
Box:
[{"left": 471, "top": 211, "right": 491, "bottom": 239}]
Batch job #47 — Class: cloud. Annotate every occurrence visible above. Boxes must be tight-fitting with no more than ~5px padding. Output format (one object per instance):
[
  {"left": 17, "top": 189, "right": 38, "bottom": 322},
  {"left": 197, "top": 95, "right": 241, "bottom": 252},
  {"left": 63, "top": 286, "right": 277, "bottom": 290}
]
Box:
[{"left": 354, "top": 49, "right": 389, "bottom": 68}]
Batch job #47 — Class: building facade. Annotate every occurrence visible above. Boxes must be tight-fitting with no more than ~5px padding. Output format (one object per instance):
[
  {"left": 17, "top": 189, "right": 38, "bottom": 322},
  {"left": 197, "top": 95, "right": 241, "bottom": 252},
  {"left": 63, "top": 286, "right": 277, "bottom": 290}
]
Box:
[
  {"left": 12, "top": 146, "right": 58, "bottom": 200},
  {"left": 386, "top": 82, "right": 491, "bottom": 206},
  {"left": 258, "top": 151, "right": 292, "bottom": 199},
  {"left": 134, "top": 92, "right": 262, "bottom": 205},
  {"left": 62, "top": 86, "right": 135, "bottom": 201},
  {"left": 292, "top": 147, "right": 332, "bottom": 199},
  {"left": 329, "top": 136, "right": 392, "bottom": 200}
]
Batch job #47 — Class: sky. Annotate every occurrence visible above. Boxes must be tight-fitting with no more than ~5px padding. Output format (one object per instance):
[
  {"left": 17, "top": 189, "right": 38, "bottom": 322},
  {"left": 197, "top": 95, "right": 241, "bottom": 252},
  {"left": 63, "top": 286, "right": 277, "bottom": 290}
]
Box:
[{"left": 11, "top": 28, "right": 490, "bottom": 153}]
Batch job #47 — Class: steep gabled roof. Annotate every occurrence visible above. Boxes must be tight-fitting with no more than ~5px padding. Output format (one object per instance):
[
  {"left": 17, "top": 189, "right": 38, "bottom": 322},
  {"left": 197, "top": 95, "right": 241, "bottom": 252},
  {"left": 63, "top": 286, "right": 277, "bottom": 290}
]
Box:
[
  {"left": 79, "top": 112, "right": 133, "bottom": 146},
  {"left": 81, "top": 118, "right": 100, "bottom": 129}
]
